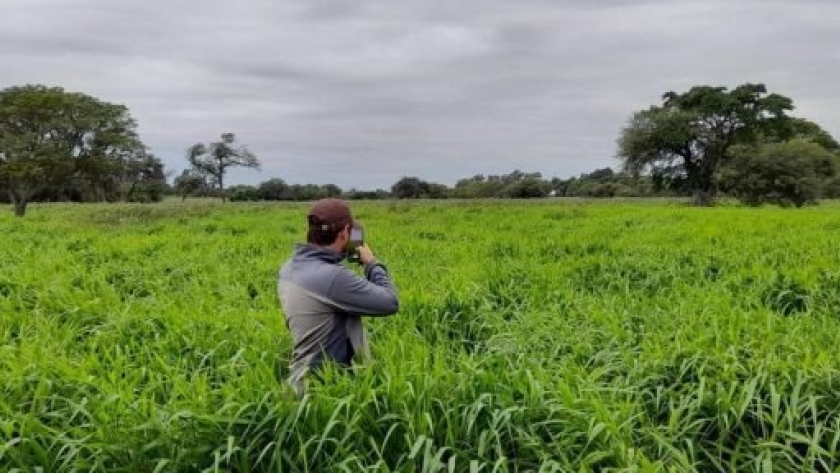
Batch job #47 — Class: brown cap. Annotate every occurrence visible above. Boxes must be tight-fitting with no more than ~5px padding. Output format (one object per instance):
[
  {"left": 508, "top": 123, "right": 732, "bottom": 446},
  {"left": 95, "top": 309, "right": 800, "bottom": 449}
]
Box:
[{"left": 307, "top": 198, "right": 355, "bottom": 232}]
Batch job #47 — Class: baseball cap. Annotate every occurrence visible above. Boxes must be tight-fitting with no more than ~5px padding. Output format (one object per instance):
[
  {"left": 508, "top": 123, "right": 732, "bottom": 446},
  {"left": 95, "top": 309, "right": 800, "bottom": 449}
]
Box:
[{"left": 307, "top": 198, "right": 356, "bottom": 232}]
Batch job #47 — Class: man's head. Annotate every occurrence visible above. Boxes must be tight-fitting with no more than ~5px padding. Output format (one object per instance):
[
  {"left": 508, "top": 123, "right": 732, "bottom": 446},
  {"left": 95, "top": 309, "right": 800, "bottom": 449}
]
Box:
[{"left": 307, "top": 198, "right": 356, "bottom": 251}]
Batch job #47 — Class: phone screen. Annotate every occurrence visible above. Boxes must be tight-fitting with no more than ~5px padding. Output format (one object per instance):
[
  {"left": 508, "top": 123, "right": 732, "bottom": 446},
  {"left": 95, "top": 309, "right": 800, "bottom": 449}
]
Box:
[{"left": 351, "top": 228, "right": 363, "bottom": 242}]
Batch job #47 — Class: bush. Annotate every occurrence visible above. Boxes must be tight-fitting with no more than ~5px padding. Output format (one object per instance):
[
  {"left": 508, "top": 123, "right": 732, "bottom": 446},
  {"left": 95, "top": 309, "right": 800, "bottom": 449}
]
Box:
[{"left": 721, "top": 140, "right": 838, "bottom": 207}]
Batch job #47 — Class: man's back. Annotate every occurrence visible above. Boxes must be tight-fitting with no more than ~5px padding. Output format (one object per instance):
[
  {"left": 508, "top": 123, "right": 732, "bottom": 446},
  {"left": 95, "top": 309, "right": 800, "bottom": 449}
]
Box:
[{"left": 278, "top": 243, "right": 399, "bottom": 395}]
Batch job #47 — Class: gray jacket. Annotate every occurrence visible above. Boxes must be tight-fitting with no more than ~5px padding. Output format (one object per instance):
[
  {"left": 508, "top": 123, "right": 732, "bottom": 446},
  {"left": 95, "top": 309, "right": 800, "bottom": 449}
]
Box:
[{"left": 277, "top": 244, "right": 399, "bottom": 395}]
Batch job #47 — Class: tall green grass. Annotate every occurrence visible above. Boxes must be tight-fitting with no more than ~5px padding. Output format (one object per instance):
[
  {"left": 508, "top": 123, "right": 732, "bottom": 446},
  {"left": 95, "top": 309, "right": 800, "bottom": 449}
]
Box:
[{"left": 2, "top": 200, "right": 840, "bottom": 471}]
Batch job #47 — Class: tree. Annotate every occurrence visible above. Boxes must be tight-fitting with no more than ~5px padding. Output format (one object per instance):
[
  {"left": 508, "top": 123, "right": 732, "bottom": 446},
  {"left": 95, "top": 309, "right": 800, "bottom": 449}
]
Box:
[
  {"left": 173, "top": 169, "right": 209, "bottom": 201},
  {"left": 586, "top": 167, "right": 616, "bottom": 181},
  {"left": 392, "top": 176, "right": 428, "bottom": 199},
  {"left": 120, "top": 152, "right": 167, "bottom": 202},
  {"left": 229, "top": 185, "right": 260, "bottom": 201},
  {"left": 720, "top": 140, "right": 838, "bottom": 207},
  {"left": 321, "top": 184, "right": 343, "bottom": 198},
  {"left": 187, "top": 133, "right": 260, "bottom": 201},
  {"left": 285, "top": 183, "right": 341, "bottom": 201},
  {"left": 345, "top": 188, "right": 390, "bottom": 200},
  {"left": 425, "top": 183, "right": 450, "bottom": 199},
  {"left": 783, "top": 118, "right": 840, "bottom": 152},
  {"left": 452, "top": 170, "right": 545, "bottom": 199},
  {"left": 452, "top": 176, "right": 504, "bottom": 198},
  {"left": 618, "top": 83, "right": 794, "bottom": 205},
  {"left": 258, "top": 178, "right": 290, "bottom": 200},
  {"left": 0, "top": 85, "right": 146, "bottom": 216},
  {"left": 825, "top": 176, "right": 840, "bottom": 199},
  {"left": 503, "top": 177, "right": 551, "bottom": 198}
]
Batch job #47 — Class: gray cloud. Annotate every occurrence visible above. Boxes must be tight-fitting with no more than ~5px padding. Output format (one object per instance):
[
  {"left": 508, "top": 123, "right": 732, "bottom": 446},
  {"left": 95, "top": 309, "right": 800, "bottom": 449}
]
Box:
[{"left": 1, "top": 0, "right": 838, "bottom": 189}]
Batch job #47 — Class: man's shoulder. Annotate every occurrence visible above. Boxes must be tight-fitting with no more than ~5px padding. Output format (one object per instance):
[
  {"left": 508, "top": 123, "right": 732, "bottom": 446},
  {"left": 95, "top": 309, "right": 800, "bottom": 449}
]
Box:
[{"left": 279, "top": 255, "right": 348, "bottom": 295}]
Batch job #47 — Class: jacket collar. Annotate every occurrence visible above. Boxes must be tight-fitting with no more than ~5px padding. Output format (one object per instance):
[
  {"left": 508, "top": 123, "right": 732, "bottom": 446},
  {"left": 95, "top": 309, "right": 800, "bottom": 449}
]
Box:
[{"left": 292, "top": 243, "right": 344, "bottom": 264}]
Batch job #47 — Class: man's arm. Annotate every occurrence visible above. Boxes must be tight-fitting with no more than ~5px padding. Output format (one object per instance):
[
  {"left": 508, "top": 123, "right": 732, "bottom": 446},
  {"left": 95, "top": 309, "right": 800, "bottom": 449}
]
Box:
[{"left": 326, "top": 261, "right": 399, "bottom": 316}]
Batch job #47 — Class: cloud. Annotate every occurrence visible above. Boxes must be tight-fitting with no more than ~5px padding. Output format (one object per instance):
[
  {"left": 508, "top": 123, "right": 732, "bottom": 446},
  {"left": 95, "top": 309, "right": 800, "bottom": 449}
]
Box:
[{"left": 1, "top": 0, "right": 838, "bottom": 188}]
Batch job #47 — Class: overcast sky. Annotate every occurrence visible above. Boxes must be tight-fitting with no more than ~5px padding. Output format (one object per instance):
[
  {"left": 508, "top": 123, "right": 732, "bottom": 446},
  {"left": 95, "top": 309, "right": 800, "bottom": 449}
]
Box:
[{"left": 2, "top": 0, "right": 838, "bottom": 189}]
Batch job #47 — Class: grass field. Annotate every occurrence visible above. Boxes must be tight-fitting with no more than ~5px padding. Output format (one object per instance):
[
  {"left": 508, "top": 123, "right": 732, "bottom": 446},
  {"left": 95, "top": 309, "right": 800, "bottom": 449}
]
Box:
[{"left": 2, "top": 200, "right": 840, "bottom": 472}]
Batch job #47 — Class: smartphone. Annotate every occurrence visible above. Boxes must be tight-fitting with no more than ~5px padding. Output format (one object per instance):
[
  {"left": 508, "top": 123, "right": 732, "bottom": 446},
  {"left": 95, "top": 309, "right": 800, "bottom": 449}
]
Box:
[
  {"left": 346, "top": 226, "right": 364, "bottom": 263},
  {"left": 350, "top": 227, "right": 364, "bottom": 244}
]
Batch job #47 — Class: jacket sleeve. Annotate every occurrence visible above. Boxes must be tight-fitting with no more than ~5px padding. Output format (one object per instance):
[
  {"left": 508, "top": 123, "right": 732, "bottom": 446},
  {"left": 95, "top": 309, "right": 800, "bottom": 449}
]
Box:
[{"left": 325, "top": 261, "right": 400, "bottom": 316}]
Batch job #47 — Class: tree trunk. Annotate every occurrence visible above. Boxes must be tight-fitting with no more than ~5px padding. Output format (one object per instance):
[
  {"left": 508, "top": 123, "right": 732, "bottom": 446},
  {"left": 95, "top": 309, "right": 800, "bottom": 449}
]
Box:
[
  {"left": 691, "top": 189, "right": 714, "bottom": 206},
  {"left": 10, "top": 186, "right": 39, "bottom": 217},
  {"left": 218, "top": 174, "right": 226, "bottom": 202},
  {"left": 126, "top": 181, "right": 138, "bottom": 202},
  {"left": 13, "top": 197, "right": 28, "bottom": 217}
]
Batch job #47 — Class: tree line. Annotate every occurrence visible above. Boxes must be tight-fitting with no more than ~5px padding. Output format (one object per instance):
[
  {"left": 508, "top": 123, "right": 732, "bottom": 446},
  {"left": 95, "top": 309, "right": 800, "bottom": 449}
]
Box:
[
  {"left": 0, "top": 85, "right": 167, "bottom": 216},
  {"left": 3, "top": 83, "right": 839, "bottom": 216},
  {"left": 218, "top": 168, "right": 655, "bottom": 203},
  {"left": 219, "top": 159, "right": 840, "bottom": 203}
]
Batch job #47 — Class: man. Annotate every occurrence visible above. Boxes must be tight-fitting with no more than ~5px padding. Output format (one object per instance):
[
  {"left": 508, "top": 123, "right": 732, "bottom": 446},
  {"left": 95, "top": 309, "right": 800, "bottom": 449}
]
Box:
[{"left": 277, "top": 198, "right": 399, "bottom": 397}]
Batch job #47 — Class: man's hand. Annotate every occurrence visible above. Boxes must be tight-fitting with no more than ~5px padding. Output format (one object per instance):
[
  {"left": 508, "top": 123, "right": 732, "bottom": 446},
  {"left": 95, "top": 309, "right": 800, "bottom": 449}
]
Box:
[{"left": 357, "top": 244, "right": 376, "bottom": 265}]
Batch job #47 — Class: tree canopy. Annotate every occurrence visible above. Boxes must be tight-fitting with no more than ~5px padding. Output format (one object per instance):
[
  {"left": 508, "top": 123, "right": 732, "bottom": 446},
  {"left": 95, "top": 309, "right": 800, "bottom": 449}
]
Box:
[
  {"left": 0, "top": 85, "right": 157, "bottom": 215},
  {"left": 617, "top": 83, "right": 796, "bottom": 205},
  {"left": 187, "top": 133, "right": 260, "bottom": 201}
]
